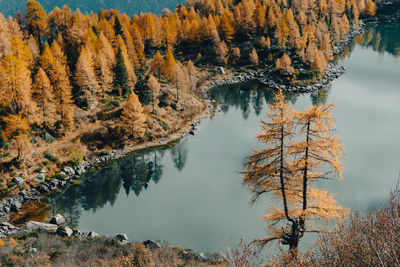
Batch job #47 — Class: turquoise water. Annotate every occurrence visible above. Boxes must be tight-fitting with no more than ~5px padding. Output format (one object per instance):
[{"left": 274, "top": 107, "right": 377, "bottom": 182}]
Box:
[{"left": 45, "top": 24, "right": 400, "bottom": 253}]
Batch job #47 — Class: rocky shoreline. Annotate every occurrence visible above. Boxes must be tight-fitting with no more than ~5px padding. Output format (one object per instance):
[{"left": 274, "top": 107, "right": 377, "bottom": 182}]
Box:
[
  {"left": 0, "top": 23, "right": 365, "bottom": 241},
  {"left": 204, "top": 24, "right": 364, "bottom": 94}
]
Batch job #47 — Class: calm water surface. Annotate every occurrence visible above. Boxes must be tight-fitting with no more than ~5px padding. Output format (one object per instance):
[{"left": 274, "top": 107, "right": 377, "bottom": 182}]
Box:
[{"left": 45, "top": 24, "right": 400, "bottom": 252}]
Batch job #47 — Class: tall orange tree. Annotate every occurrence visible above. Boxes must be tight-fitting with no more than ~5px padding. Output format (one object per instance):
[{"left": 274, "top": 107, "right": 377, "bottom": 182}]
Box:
[{"left": 242, "top": 90, "right": 347, "bottom": 256}]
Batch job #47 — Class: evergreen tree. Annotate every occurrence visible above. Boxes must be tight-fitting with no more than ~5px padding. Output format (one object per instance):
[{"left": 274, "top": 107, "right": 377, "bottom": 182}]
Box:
[
  {"left": 114, "top": 16, "right": 124, "bottom": 38},
  {"left": 114, "top": 47, "right": 130, "bottom": 96},
  {"left": 134, "top": 72, "right": 151, "bottom": 106}
]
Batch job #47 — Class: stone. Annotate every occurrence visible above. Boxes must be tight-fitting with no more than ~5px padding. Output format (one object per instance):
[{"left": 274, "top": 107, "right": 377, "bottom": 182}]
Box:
[
  {"left": 56, "top": 226, "right": 73, "bottom": 237},
  {"left": 50, "top": 214, "right": 65, "bottom": 225},
  {"left": 73, "top": 229, "right": 84, "bottom": 236},
  {"left": 13, "top": 177, "right": 24, "bottom": 185},
  {"left": 28, "top": 247, "right": 38, "bottom": 253},
  {"left": 189, "top": 131, "right": 195, "bottom": 135},
  {"left": 10, "top": 200, "right": 22, "bottom": 212},
  {"left": 87, "top": 231, "right": 98, "bottom": 238},
  {"left": 26, "top": 221, "right": 57, "bottom": 231},
  {"left": 114, "top": 233, "right": 129, "bottom": 243},
  {"left": 0, "top": 221, "right": 17, "bottom": 230},
  {"left": 218, "top": 67, "right": 225, "bottom": 75},
  {"left": 34, "top": 174, "right": 45, "bottom": 183},
  {"left": 143, "top": 240, "right": 161, "bottom": 250}
]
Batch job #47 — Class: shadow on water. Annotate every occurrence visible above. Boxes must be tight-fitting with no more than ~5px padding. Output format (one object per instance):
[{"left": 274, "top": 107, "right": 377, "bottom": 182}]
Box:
[{"left": 44, "top": 144, "right": 188, "bottom": 228}]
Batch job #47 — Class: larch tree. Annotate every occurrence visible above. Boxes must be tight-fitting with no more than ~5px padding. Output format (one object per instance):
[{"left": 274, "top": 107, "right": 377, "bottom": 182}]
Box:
[
  {"left": 164, "top": 46, "right": 177, "bottom": 82},
  {"left": 2, "top": 114, "right": 30, "bottom": 160},
  {"left": 25, "top": 0, "right": 48, "bottom": 42},
  {"left": 186, "top": 60, "right": 198, "bottom": 94},
  {"left": 0, "top": 54, "right": 35, "bottom": 118},
  {"left": 276, "top": 53, "right": 294, "bottom": 74},
  {"left": 147, "top": 74, "right": 161, "bottom": 113},
  {"left": 242, "top": 90, "right": 347, "bottom": 257},
  {"left": 218, "top": 9, "right": 234, "bottom": 42},
  {"left": 215, "top": 40, "right": 229, "bottom": 66},
  {"left": 121, "top": 91, "right": 146, "bottom": 139},
  {"left": 11, "top": 35, "right": 33, "bottom": 68},
  {"left": 249, "top": 48, "right": 259, "bottom": 65},
  {"left": 117, "top": 35, "right": 137, "bottom": 89},
  {"left": 96, "top": 32, "right": 115, "bottom": 93},
  {"left": 151, "top": 50, "right": 165, "bottom": 80},
  {"left": 365, "top": 0, "right": 376, "bottom": 16},
  {"left": 32, "top": 68, "right": 56, "bottom": 129},
  {"left": 232, "top": 47, "right": 241, "bottom": 64},
  {"left": 75, "top": 46, "right": 100, "bottom": 109}
]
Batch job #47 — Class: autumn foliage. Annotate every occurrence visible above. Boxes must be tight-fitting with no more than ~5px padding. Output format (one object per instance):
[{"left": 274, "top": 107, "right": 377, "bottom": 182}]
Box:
[{"left": 242, "top": 90, "right": 347, "bottom": 255}]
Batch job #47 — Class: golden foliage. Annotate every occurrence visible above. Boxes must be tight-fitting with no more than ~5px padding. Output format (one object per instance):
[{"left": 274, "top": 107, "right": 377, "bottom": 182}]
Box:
[{"left": 242, "top": 90, "right": 346, "bottom": 251}]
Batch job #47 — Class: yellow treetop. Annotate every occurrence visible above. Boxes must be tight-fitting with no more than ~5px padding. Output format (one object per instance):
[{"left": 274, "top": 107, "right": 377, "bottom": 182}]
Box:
[{"left": 121, "top": 91, "right": 146, "bottom": 139}]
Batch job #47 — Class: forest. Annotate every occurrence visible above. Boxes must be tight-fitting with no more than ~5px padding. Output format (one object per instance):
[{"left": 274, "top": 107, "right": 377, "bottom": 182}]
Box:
[{"left": 0, "top": 0, "right": 377, "bottom": 199}]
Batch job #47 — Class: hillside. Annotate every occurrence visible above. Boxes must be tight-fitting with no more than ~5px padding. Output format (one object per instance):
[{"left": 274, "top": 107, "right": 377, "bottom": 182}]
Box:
[{"left": 0, "top": 0, "right": 184, "bottom": 17}]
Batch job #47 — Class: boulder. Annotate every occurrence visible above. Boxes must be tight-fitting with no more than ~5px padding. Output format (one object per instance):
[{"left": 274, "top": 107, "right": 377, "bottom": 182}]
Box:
[
  {"left": 56, "top": 226, "right": 73, "bottom": 237},
  {"left": 34, "top": 174, "right": 45, "bottom": 183},
  {"left": 0, "top": 221, "right": 17, "bottom": 230},
  {"left": 143, "top": 240, "right": 161, "bottom": 250},
  {"left": 10, "top": 200, "right": 22, "bottom": 212},
  {"left": 28, "top": 247, "right": 38, "bottom": 253},
  {"left": 114, "top": 233, "right": 129, "bottom": 244},
  {"left": 13, "top": 177, "right": 24, "bottom": 185},
  {"left": 50, "top": 214, "right": 65, "bottom": 225},
  {"left": 87, "top": 231, "right": 98, "bottom": 238},
  {"left": 26, "top": 221, "right": 57, "bottom": 231},
  {"left": 218, "top": 67, "right": 225, "bottom": 75}
]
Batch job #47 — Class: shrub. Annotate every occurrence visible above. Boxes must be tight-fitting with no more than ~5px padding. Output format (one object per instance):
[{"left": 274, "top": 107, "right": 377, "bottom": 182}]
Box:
[
  {"left": 44, "top": 152, "right": 58, "bottom": 163},
  {"left": 157, "top": 119, "right": 170, "bottom": 131},
  {"left": 69, "top": 151, "right": 83, "bottom": 166}
]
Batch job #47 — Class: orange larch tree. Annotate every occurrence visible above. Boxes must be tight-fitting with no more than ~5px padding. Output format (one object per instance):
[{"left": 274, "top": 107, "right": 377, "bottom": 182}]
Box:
[{"left": 242, "top": 90, "right": 347, "bottom": 256}]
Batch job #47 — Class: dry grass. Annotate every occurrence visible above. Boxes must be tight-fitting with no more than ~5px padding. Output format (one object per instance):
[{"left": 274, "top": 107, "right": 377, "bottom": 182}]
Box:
[{"left": 0, "top": 231, "right": 226, "bottom": 267}]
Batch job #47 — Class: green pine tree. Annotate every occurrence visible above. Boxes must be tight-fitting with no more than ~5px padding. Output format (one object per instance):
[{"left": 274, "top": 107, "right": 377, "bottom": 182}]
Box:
[
  {"left": 114, "top": 17, "right": 124, "bottom": 38},
  {"left": 114, "top": 47, "right": 130, "bottom": 96},
  {"left": 134, "top": 72, "right": 151, "bottom": 106}
]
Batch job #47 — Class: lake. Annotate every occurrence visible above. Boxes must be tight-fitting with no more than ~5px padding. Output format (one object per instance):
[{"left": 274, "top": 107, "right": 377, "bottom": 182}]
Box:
[{"left": 43, "top": 23, "right": 400, "bottom": 253}]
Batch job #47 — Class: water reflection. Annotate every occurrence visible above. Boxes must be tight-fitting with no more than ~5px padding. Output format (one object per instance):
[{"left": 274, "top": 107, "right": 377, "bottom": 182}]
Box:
[
  {"left": 44, "top": 148, "right": 175, "bottom": 228},
  {"left": 360, "top": 24, "right": 400, "bottom": 57},
  {"left": 210, "top": 82, "right": 331, "bottom": 118},
  {"left": 339, "top": 24, "right": 400, "bottom": 59}
]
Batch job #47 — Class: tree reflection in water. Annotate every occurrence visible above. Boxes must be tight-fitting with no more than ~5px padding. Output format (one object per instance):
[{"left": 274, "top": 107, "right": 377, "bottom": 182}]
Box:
[{"left": 45, "top": 148, "right": 169, "bottom": 228}]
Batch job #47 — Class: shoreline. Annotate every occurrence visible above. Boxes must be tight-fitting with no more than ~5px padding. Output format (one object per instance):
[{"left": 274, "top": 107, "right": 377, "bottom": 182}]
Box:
[{"left": 0, "top": 22, "right": 369, "bottom": 236}]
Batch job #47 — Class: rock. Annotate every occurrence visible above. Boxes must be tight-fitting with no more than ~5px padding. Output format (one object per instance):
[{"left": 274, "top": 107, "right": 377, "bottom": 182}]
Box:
[
  {"left": 26, "top": 221, "right": 57, "bottom": 231},
  {"left": 114, "top": 233, "right": 129, "bottom": 244},
  {"left": 189, "top": 131, "right": 195, "bottom": 135},
  {"left": 3, "top": 206, "right": 10, "bottom": 213},
  {"left": 180, "top": 249, "right": 203, "bottom": 261},
  {"left": 143, "top": 240, "right": 161, "bottom": 250},
  {"left": 56, "top": 226, "right": 73, "bottom": 237},
  {"left": 0, "top": 222, "right": 17, "bottom": 230},
  {"left": 10, "top": 200, "right": 22, "bottom": 212},
  {"left": 50, "top": 214, "right": 65, "bottom": 225},
  {"left": 28, "top": 247, "right": 38, "bottom": 253},
  {"left": 63, "top": 167, "right": 75, "bottom": 176},
  {"left": 73, "top": 229, "right": 84, "bottom": 236},
  {"left": 87, "top": 231, "right": 98, "bottom": 238},
  {"left": 37, "top": 185, "right": 49, "bottom": 193},
  {"left": 34, "top": 174, "right": 45, "bottom": 183},
  {"left": 13, "top": 177, "right": 24, "bottom": 185},
  {"left": 218, "top": 67, "right": 225, "bottom": 75}
]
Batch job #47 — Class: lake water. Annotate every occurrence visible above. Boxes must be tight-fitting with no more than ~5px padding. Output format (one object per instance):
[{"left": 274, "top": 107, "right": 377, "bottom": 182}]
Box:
[{"left": 44, "top": 24, "right": 400, "bottom": 253}]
